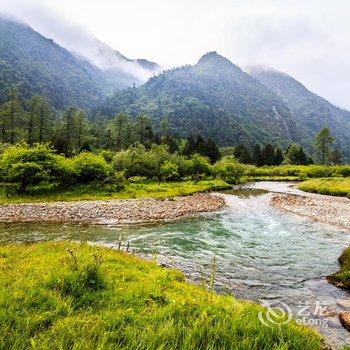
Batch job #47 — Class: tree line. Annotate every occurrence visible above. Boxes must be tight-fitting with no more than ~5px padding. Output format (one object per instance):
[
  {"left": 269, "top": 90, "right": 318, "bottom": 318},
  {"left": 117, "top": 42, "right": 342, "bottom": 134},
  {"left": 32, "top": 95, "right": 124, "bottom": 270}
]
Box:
[{"left": 0, "top": 88, "right": 342, "bottom": 165}]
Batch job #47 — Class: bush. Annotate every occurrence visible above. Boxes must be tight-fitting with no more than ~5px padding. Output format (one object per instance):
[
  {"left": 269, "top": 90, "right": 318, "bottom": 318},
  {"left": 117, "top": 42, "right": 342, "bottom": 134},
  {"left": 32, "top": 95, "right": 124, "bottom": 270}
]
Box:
[
  {"left": 0, "top": 143, "right": 72, "bottom": 193},
  {"left": 189, "top": 154, "right": 212, "bottom": 178},
  {"left": 160, "top": 161, "right": 179, "bottom": 181},
  {"left": 213, "top": 156, "right": 244, "bottom": 184},
  {"left": 72, "top": 152, "right": 111, "bottom": 184}
]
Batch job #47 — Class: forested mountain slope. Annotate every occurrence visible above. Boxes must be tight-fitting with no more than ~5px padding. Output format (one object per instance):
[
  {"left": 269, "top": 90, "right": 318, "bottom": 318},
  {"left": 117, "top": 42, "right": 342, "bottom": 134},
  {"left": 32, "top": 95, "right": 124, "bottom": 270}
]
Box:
[
  {"left": 97, "top": 52, "right": 299, "bottom": 147},
  {"left": 249, "top": 67, "right": 350, "bottom": 160},
  {"left": 0, "top": 16, "right": 113, "bottom": 109}
]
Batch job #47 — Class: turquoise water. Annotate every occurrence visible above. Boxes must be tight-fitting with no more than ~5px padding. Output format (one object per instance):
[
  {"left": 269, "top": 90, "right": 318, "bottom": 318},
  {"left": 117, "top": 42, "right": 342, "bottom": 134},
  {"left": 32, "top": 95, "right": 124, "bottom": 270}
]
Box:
[{"left": 0, "top": 183, "right": 349, "bottom": 348}]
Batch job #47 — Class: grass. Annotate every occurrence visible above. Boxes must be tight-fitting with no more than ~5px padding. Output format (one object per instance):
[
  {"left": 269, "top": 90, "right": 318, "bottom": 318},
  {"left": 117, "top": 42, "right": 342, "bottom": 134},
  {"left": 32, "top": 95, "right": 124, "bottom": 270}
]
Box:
[
  {"left": 243, "top": 164, "right": 350, "bottom": 180},
  {"left": 0, "top": 242, "right": 324, "bottom": 350},
  {"left": 298, "top": 178, "right": 350, "bottom": 198},
  {"left": 328, "top": 246, "right": 350, "bottom": 289},
  {"left": 0, "top": 179, "right": 231, "bottom": 204}
]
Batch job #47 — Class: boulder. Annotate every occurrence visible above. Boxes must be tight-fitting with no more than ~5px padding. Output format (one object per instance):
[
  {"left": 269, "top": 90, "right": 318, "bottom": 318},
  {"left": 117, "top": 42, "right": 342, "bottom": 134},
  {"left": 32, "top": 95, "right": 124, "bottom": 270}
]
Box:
[{"left": 339, "top": 311, "right": 350, "bottom": 332}]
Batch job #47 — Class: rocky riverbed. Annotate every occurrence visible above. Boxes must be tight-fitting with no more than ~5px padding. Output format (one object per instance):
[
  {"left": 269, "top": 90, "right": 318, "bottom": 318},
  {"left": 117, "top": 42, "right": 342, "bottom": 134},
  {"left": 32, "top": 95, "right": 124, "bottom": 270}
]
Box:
[
  {"left": 271, "top": 193, "right": 350, "bottom": 231},
  {"left": 0, "top": 193, "right": 225, "bottom": 225}
]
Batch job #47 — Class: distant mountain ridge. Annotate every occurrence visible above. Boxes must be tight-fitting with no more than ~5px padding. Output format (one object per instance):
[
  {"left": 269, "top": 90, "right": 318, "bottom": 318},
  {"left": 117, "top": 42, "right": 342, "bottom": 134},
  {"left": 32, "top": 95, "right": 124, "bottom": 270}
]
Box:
[
  {"left": 0, "top": 15, "right": 161, "bottom": 109},
  {"left": 0, "top": 16, "right": 113, "bottom": 109},
  {"left": 249, "top": 66, "right": 350, "bottom": 160},
  {"left": 97, "top": 51, "right": 299, "bottom": 147}
]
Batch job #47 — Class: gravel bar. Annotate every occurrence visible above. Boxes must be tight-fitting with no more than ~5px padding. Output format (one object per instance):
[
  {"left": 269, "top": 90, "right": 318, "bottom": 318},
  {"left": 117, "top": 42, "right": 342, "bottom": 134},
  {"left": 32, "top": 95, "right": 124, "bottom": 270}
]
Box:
[{"left": 0, "top": 193, "right": 226, "bottom": 225}]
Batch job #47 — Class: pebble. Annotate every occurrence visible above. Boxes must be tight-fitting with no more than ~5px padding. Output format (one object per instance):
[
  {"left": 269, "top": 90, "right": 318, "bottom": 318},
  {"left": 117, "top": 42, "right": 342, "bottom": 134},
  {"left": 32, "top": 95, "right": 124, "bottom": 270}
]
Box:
[{"left": 0, "top": 194, "right": 226, "bottom": 225}]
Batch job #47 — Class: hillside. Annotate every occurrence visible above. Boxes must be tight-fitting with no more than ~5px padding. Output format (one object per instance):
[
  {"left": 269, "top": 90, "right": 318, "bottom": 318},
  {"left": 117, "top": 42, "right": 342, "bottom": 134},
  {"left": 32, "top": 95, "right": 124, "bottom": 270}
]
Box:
[
  {"left": 97, "top": 52, "right": 299, "bottom": 147},
  {"left": 249, "top": 67, "right": 350, "bottom": 160},
  {"left": 0, "top": 16, "right": 113, "bottom": 109}
]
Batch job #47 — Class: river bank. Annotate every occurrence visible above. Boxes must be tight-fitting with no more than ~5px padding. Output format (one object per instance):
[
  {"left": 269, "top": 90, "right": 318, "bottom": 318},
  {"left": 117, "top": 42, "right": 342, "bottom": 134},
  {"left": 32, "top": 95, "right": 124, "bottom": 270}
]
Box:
[{"left": 0, "top": 193, "right": 225, "bottom": 224}]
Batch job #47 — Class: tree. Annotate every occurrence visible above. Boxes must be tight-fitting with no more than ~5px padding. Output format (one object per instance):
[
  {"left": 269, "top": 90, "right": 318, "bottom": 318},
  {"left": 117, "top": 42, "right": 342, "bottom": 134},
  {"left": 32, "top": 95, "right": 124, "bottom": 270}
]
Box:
[
  {"left": 234, "top": 145, "right": 253, "bottom": 164},
  {"left": 273, "top": 147, "right": 284, "bottom": 165},
  {"left": 330, "top": 149, "right": 342, "bottom": 165},
  {"left": 253, "top": 144, "right": 263, "bottom": 166},
  {"left": 182, "top": 135, "right": 196, "bottom": 156},
  {"left": 26, "top": 95, "right": 51, "bottom": 144},
  {"left": 314, "top": 127, "right": 334, "bottom": 164},
  {"left": 0, "top": 88, "right": 22, "bottom": 144},
  {"left": 204, "top": 138, "right": 220, "bottom": 163},
  {"left": 261, "top": 144, "right": 275, "bottom": 166},
  {"left": 285, "top": 144, "right": 301, "bottom": 165}
]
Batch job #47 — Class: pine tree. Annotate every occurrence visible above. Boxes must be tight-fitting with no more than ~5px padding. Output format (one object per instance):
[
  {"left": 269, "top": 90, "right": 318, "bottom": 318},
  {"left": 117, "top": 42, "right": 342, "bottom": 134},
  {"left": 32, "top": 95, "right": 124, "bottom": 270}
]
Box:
[
  {"left": 261, "top": 144, "right": 275, "bottom": 165},
  {"left": 274, "top": 147, "right": 284, "bottom": 165},
  {"left": 314, "top": 127, "right": 334, "bottom": 164},
  {"left": 330, "top": 149, "right": 342, "bottom": 165},
  {"left": 205, "top": 138, "right": 220, "bottom": 163},
  {"left": 253, "top": 144, "right": 263, "bottom": 166}
]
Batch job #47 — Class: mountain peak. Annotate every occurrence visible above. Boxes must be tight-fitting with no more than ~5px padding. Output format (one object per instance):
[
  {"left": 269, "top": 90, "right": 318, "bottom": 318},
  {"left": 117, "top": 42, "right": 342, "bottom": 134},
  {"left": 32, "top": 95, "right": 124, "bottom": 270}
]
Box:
[{"left": 197, "top": 51, "right": 233, "bottom": 67}]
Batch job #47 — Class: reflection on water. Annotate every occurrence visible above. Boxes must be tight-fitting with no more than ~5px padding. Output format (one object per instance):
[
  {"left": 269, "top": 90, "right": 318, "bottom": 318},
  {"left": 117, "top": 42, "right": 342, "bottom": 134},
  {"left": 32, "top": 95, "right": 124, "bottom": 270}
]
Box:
[{"left": 0, "top": 186, "right": 350, "bottom": 348}]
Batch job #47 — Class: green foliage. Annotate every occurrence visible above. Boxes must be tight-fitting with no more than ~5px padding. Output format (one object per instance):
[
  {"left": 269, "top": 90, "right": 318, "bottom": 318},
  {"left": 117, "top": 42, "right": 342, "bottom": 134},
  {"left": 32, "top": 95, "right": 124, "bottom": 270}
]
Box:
[
  {"left": 160, "top": 161, "right": 179, "bottom": 181},
  {"left": 97, "top": 52, "right": 298, "bottom": 150},
  {"left": 71, "top": 153, "right": 110, "bottom": 184},
  {"left": 213, "top": 156, "right": 244, "bottom": 184},
  {"left": 0, "top": 143, "right": 71, "bottom": 192},
  {"left": 0, "top": 242, "right": 324, "bottom": 350},
  {"left": 189, "top": 154, "right": 212, "bottom": 178},
  {"left": 299, "top": 178, "right": 350, "bottom": 198},
  {"left": 251, "top": 68, "right": 350, "bottom": 162},
  {"left": 314, "top": 127, "right": 334, "bottom": 165},
  {"left": 0, "top": 17, "right": 112, "bottom": 109},
  {"left": 328, "top": 246, "right": 350, "bottom": 289}
]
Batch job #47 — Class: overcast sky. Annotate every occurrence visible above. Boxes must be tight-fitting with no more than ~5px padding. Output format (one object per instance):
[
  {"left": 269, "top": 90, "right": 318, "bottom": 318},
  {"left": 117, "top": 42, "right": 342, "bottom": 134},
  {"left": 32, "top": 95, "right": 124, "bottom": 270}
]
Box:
[{"left": 2, "top": 0, "right": 350, "bottom": 109}]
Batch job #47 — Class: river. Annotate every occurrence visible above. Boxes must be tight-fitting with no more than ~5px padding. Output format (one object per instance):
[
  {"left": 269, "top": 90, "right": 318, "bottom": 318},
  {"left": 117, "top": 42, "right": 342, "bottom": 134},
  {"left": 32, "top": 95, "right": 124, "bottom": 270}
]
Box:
[{"left": 0, "top": 182, "right": 349, "bottom": 348}]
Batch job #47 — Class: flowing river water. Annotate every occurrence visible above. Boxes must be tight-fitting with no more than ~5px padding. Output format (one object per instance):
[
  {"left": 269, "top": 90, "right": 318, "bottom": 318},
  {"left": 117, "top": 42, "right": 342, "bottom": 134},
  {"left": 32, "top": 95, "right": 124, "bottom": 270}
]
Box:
[{"left": 1, "top": 182, "right": 350, "bottom": 349}]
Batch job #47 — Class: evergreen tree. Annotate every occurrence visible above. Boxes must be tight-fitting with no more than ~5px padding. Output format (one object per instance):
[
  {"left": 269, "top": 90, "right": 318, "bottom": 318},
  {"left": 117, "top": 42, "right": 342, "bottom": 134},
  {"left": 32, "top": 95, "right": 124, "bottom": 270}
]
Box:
[
  {"left": 0, "top": 87, "right": 22, "bottom": 144},
  {"left": 273, "top": 147, "right": 284, "bottom": 165},
  {"left": 183, "top": 135, "right": 196, "bottom": 156},
  {"left": 314, "top": 127, "right": 334, "bottom": 164},
  {"left": 234, "top": 145, "right": 253, "bottom": 164},
  {"left": 330, "top": 149, "right": 342, "bottom": 165},
  {"left": 205, "top": 138, "right": 220, "bottom": 163},
  {"left": 261, "top": 144, "right": 275, "bottom": 165},
  {"left": 298, "top": 147, "right": 308, "bottom": 165},
  {"left": 253, "top": 144, "right": 263, "bottom": 166}
]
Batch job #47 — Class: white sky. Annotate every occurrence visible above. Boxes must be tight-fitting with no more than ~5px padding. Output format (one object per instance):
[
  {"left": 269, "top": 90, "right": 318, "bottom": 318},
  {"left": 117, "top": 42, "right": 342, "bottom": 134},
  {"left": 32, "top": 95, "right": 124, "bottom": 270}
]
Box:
[{"left": 2, "top": 0, "right": 350, "bottom": 109}]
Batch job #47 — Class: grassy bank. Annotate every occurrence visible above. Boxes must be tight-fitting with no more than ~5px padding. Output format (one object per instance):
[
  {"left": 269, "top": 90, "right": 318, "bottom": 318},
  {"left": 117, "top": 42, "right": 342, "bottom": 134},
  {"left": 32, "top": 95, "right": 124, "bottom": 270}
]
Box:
[
  {"left": 298, "top": 178, "right": 350, "bottom": 198},
  {"left": 328, "top": 247, "right": 350, "bottom": 289},
  {"left": 243, "top": 164, "right": 350, "bottom": 181},
  {"left": 0, "top": 179, "right": 231, "bottom": 204},
  {"left": 0, "top": 242, "right": 323, "bottom": 350}
]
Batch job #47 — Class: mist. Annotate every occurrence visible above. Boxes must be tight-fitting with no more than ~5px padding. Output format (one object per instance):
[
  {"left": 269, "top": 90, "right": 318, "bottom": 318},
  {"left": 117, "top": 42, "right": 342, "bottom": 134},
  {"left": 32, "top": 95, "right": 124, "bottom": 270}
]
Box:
[
  {"left": 0, "top": 0, "right": 159, "bottom": 81},
  {"left": 1, "top": 0, "right": 350, "bottom": 109}
]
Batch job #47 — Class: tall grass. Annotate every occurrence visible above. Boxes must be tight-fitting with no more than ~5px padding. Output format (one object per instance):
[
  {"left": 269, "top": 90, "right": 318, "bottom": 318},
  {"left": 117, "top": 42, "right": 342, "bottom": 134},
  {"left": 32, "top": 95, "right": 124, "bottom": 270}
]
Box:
[
  {"left": 0, "top": 242, "right": 324, "bottom": 350},
  {"left": 328, "top": 246, "right": 350, "bottom": 289},
  {"left": 0, "top": 179, "right": 231, "bottom": 204},
  {"left": 243, "top": 165, "right": 350, "bottom": 180},
  {"left": 298, "top": 178, "right": 350, "bottom": 198}
]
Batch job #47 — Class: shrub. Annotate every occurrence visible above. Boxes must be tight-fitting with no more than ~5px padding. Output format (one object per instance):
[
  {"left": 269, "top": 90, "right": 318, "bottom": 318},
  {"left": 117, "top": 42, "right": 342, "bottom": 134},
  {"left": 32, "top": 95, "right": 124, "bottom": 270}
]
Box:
[
  {"left": 189, "top": 154, "right": 212, "bottom": 178},
  {"left": 160, "top": 161, "right": 179, "bottom": 181},
  {"left": 99, "top": 149, "right": 115, "bottom": 163},
  {"left": 72, "top": 152, "right": 110, "bottom": 184},
  {"left": 213, "top": 156, "right": 244, "bottom": 184},
  {"left": 0, "top": 143, "right": 72, "bottom": 193}
]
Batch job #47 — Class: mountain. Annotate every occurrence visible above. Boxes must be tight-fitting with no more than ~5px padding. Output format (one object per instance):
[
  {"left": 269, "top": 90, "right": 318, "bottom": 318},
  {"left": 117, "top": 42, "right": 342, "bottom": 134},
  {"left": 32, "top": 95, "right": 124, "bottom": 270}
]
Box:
[
  {"left": 0, "top": 16, "right": 115, "bottom": 109},
  {"left": 73, "top": 37, "right": 161, "bottom": 88},
  {"left": 249, "top": 67, "right": 350, "bottom": 160},
  {"left": 97, "top": 52, "right": 299, "bottom": 147}
]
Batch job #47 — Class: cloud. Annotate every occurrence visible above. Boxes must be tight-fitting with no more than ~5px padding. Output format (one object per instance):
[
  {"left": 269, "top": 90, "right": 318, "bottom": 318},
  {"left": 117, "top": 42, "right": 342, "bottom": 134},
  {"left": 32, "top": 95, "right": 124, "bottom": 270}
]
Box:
[
  {"left": 0, "top": 0, "right": 159, "bottom": 81},
  {"left": 1, "top": 0, "right": 350, "bottom": 109}
]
